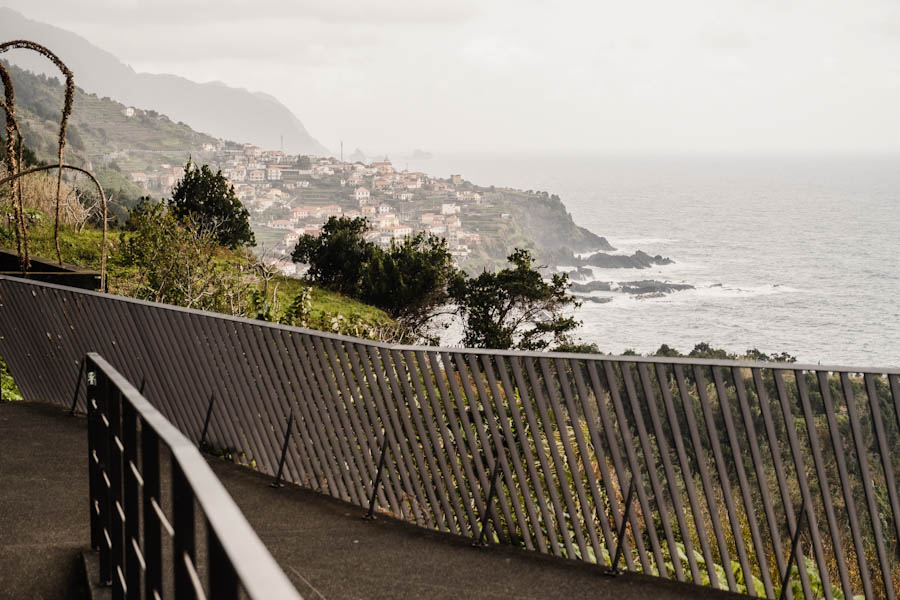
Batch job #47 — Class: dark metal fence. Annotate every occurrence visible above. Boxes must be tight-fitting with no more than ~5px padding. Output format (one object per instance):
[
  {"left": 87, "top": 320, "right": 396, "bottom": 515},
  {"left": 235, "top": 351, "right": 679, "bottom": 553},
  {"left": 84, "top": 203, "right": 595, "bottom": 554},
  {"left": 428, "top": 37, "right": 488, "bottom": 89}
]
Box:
[
  {"left": 85, "top": 352, "right": 300, "bottom": 599},
  {"left": 1, "top": 276, "right": 897, "bottom": 599}
]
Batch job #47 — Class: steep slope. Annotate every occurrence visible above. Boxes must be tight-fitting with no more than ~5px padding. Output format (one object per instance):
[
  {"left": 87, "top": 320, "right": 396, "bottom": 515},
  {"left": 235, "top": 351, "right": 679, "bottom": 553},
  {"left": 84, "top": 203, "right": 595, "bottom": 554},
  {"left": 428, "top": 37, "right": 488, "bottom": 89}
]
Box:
[
  {"left": 0, "top": 8, "right": 329, "bottom": 155},
  {"left": 1, "top": 60, "right": 223, "bottom": 211}
]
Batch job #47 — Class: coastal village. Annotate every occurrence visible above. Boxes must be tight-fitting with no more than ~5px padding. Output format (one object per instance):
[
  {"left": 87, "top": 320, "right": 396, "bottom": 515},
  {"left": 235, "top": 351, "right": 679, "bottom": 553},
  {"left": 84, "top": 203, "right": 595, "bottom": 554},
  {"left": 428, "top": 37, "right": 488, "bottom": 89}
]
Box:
[{"left": 128, "top": 143, "right": 486, "bottom": 276}]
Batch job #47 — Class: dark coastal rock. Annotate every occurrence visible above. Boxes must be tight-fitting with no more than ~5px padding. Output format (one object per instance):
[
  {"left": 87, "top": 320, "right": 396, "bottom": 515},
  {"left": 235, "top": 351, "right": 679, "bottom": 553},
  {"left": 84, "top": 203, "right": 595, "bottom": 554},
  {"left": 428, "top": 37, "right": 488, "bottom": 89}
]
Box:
[
  {"left": 570, "top": 280, "right": 613, "bottom": 293},
  {"left": 580, "top": 249, "right": 674, "bottom": 269},
  {"left": 566, "top": 266, "right": 595, "bottom": 281},
  {"left": 578, "top": 296, "right": 613, "bottom": 304},
  {"left": 619, "top": 280, "right": 694, "bottom": 295}
]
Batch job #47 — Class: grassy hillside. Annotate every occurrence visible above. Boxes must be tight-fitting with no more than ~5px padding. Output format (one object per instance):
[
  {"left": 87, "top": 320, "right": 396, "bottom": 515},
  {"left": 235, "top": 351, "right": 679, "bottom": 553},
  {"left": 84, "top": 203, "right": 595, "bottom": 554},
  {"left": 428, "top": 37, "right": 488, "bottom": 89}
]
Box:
[{"left": 1, "top": 217, "right": 396, "bottom": 338}]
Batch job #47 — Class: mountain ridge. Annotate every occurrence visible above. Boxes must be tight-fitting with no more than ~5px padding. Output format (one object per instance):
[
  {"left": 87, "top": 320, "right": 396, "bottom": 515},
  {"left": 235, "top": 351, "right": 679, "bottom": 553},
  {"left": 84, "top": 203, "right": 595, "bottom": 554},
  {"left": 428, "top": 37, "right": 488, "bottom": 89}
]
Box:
[{"left": 0, "top": 8, "right": 329, "bottom": 156}]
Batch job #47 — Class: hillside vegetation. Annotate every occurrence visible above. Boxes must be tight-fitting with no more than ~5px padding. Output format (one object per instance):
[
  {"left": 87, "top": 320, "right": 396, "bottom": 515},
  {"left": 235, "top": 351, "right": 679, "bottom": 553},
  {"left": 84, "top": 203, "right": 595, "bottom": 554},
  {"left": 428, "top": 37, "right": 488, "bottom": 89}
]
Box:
[
  {"left": 2, "top": 60, "right": 217, "bottom": 210},
  {"left": 0, "top": 216, "right": 397, "bottom": 340}
]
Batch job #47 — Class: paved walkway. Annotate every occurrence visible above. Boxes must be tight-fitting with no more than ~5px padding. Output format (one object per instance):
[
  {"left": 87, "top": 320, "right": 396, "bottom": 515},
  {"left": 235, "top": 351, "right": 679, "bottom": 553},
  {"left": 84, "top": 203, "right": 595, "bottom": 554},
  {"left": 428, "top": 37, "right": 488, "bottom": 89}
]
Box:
[
  {"left": 0, "top": 401, "right": 752, "bottom": 600},
  {"left": 0, "top": 402, "right": 90, "bottom": 600}
]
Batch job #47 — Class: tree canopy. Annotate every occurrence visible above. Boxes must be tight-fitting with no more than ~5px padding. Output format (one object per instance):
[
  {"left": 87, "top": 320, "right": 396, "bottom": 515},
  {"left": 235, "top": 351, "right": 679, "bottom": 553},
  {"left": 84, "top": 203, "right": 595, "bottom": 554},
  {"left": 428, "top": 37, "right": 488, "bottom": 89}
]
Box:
[
  {"left": 360, "top": 233, "right": 459, "bottom": 333},
  {"left": 292, "top": 216, "right": 457, "bottom": 338},
  {"left": 291, "top": 217, "right": 375, "bottom": 298},
  {"left": 169, "top": 160, "right": 254, "bottom": 249},
  {"left": 450, "top": 248, "right": 580, "bottom": 350}
]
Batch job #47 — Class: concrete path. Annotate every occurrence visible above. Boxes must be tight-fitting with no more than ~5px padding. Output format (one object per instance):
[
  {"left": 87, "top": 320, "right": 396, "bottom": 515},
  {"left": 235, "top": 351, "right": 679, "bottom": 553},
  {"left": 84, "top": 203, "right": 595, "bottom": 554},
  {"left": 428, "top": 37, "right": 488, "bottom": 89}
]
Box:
[
  {"left": 0, "top": 402, "right": 90, "bottom": 600},
  {"left": 0, "top": 401, "right": 753, "bottom": 600},
  {"left": 209, "top": 457, "right": 751, "bottom": 600}
]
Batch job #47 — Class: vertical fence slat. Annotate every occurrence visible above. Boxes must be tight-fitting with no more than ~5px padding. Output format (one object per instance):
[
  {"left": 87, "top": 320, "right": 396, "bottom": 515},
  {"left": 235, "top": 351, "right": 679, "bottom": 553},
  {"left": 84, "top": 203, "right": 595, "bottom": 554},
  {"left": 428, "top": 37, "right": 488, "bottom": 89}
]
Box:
[
  {"left": 380, "top": 347, "right": 441, "bottom": 529},
  {"left": 638, "top": 362, "right": 701, "bottom": 584},
  {"left": 407, "top": 350, "right": 469, "bottom": 536},
  {"left": 731, "top": 367, "right": 791, "bottom": 598},
  {"left": 526, "top": 356, "right": 589, "bottom": 559},
  {"left": 309, "top": 336, "right": 370, "bottom": 505},
  {"left": 468, "top": 354, "right": 535, "bottom": 549},
  {"left": 392, "top": 348, "right": 453, "bottom": 532},
  {"left": 248, "top": 324, "right": 308, "bottom": 486},
  {"left": 586, "top": 361, "right": 645, "bottom": 571},
  {"left": 321, "top": 337, "right": 379, "bottom": 501},
  {"left": 570, "top": 360, "right": 617, "bottom": 562},
  {"left": 202, "top": 315, "right": 281, "bottom": 475},
  {"left": 300, "top": 335, "right": 360, "bottom": 502},
  {"left": 282, "top": 333, "right": 343, "bottom": 497},
  {"left": 692, "top": 365, "right": 751, "bottom": 591},
  {"left": 556, "top": 358, "right": 610, "bottom": 564},
  {"left": 673, "top": 364, "right": 728, "bottom": 590},
  {"left": 481, "top": 355, "right": 544, "bottom": 552},
  {"left": 712, "top": 366, "right": 773, "bottom": 597},
  {"left": 510, "top": 355, "right": 577, "bottom": 557},
  {"left": 496, "top": 355, "right": 562, "bottom": 556},
  {"left": 330, "top": 340, "right": 391, "bottom": 509},
  {"left": 840, "top": 372, "right": 895, "bottom": 600},
  {"left": 621, "top": 362, "right": 681, "bottom": 580},
  {"left": 189, "top": 315, "right": 272, "bottom": 474},
  {"left": 426, "top": 352, "right": 486, "bottom": 534},
  {"left": 415, "top": 351, "right": 478, "bottom": 535},
  {"left": 794, "top": 370, "right": 854, "bottom": 599},
  {"left": 656, "top": 363, "right": 717, "bottom": 585},
  {"left": 817, "top": 371, "right": 873, "bottom": 599},
  {"left": 366, "top": 345, "right": 427, "bottom": 525},
  {"left": 542, "top": 358, "right": 604, "bottom": 562},
  {"left": 863, "top": 374, "right": 900, "bottom": 563},
  {"left": 344, "top": 342, "right": 405, "bottom": 517},
  {"left": 605, "top": 360, "right": 667, "bottom": 578},
  {"left": 453, "top": 352, "right": 519, "bottom": 542},
  {"left": 441, "top": 353, "right": 505, "bottom": 542},
  {"left": 752, "top": 368, "right": 814, "bottom": 600}
]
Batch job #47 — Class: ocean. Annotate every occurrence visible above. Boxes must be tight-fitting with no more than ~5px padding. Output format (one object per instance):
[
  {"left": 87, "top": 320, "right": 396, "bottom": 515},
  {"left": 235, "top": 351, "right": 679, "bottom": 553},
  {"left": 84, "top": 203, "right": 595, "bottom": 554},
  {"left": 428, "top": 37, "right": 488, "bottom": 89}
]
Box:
[{"left": 406, "top": 154, "right": 900, "bottom": 367}]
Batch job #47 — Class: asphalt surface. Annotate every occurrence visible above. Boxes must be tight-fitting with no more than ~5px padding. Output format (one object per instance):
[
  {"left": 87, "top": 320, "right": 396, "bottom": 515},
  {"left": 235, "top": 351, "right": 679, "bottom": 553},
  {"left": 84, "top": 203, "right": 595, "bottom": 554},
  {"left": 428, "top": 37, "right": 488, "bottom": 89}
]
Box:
[
  {"left": 0, "top": 402, "right": 89, "bottom": 600},
  {"left": 210, "top": 457, "right": 753, "bottom": 600},
  {"left": 0, "top": 401, "right": 753, "bottom": 600}
]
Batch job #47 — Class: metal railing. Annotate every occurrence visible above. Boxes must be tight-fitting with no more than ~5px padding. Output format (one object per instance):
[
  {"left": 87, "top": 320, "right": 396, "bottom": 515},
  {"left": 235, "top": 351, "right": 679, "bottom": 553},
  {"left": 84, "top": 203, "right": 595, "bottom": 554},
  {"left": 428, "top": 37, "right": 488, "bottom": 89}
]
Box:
[
  {"left": 1, "top": 275, "right": 897, "bottom": 599},
  {"left": 85, "top": 352, "right": 300, "bottom": 599}
]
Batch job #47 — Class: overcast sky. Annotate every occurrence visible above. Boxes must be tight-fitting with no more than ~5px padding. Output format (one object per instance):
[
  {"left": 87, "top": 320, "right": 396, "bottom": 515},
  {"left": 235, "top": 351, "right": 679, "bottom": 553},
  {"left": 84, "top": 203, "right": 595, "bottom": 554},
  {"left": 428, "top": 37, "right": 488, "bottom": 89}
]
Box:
[{"left": 4, "top": 0, "right": 900, "bottom": 156}]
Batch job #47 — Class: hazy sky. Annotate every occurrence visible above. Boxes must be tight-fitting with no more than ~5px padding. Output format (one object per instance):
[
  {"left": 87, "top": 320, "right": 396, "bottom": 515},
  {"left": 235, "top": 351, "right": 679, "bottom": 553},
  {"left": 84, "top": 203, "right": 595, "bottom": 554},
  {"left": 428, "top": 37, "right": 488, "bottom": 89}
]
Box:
[{"left": 4, "top": 0, "right": 900, "bottom": 156}]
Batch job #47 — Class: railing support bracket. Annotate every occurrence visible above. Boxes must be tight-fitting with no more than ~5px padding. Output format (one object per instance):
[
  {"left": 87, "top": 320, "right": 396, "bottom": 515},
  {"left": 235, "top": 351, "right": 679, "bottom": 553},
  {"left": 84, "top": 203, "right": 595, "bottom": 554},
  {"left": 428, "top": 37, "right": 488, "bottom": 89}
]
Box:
[
  {"left": 270, "top": 412, "right": 294, "bottom": 488},
  {"left": 473, "top": 463, "right": 502, "bottom": 547},
  {"left": 606, "top": 478, "right": 637, "bottom": 577},
  {"left": 364, "top": 440, "right": 390, "bottom": 521}
]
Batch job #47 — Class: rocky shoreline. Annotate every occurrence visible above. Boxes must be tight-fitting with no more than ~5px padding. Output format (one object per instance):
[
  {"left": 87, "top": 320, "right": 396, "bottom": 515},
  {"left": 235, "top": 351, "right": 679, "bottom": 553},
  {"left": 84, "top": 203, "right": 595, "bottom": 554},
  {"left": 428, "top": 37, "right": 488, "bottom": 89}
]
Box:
[{"left": 570, "top": 278, "right": 694, "bottom": 301}]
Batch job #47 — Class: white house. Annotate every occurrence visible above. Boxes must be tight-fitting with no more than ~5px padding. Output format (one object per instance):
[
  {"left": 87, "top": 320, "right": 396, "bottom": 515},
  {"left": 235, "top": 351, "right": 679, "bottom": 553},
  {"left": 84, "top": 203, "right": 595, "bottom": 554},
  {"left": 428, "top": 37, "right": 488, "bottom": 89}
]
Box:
[{"left": 354, "top": 187, "right": 371, "bottom": 203}]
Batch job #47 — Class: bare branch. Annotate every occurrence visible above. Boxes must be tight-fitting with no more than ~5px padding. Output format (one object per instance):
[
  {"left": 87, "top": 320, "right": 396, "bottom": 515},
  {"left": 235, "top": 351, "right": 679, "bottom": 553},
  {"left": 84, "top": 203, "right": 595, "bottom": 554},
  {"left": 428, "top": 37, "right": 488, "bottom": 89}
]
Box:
[
  {"left": 0, "top": 163, "right": 109, "bottom": 288},
  {"left": 0, "top": 40, "right": 76, "bottom": 265}
]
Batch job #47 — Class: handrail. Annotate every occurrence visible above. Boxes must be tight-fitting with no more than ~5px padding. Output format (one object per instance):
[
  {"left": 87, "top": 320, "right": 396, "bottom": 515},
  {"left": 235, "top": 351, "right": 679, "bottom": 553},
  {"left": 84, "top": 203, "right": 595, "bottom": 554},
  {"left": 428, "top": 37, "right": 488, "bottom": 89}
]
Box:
[
  {"left": 85, "top": 352, "right": 301, "bottom": 599},
  {"left": 1, "top": 275, "right": 897, "bottom": 599},
  {"left": 1, "top": 274, "right": 897, "bottom": 375}
]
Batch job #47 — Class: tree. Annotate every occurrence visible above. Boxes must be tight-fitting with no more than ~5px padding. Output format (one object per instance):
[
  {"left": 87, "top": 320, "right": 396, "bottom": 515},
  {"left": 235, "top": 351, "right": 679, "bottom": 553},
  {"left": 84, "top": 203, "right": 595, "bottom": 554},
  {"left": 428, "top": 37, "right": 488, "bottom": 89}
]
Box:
[
  {"left": 292, "top": 218, "right": 459, "bottom": 340},
  {"left": 291, "top": 217, "right": 375, "bottom": 297},
  {"left": 169, "top": 160, "right": 254, "bottom": 249},
  {"left": 360, "top": 233, "right": 457, "bottom": 333},
  {"left": 687, "top": 342, "right": 733, "bottom": 360},
  {"left": 118, "top": 200, "right": 252, "bottom": 313},
  {"left": 450, "top": 248, "right": 581, "bottom": 350}
]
